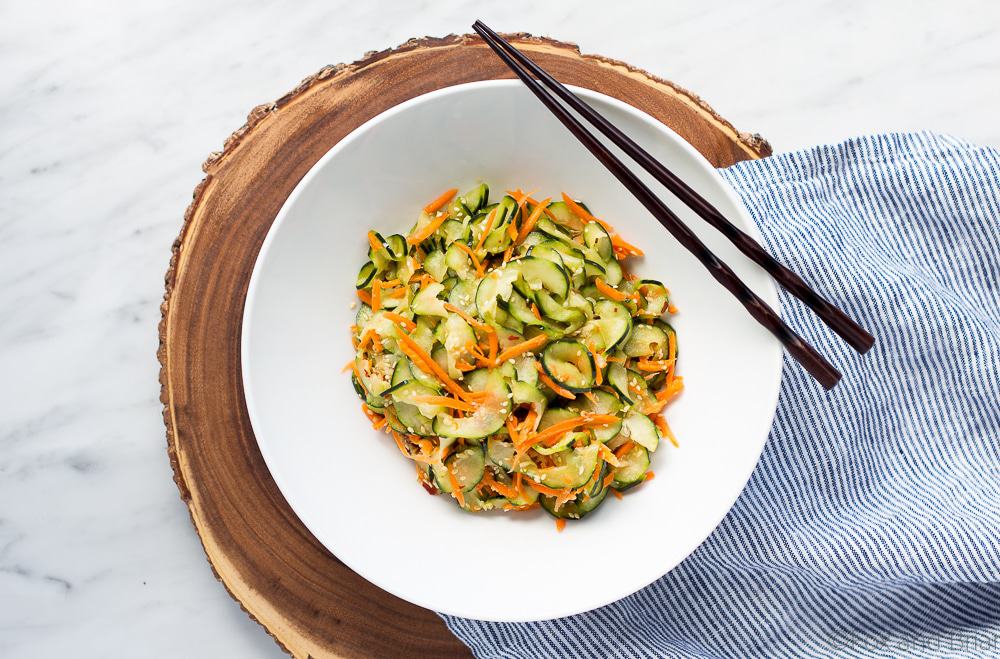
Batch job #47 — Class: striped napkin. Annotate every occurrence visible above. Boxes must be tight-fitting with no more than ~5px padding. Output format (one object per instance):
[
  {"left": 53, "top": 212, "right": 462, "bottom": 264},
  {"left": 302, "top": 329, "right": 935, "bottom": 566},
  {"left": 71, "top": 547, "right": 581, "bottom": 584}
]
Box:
[{"left": 442, "top": 132, "right": 1000, "bottom": 658}]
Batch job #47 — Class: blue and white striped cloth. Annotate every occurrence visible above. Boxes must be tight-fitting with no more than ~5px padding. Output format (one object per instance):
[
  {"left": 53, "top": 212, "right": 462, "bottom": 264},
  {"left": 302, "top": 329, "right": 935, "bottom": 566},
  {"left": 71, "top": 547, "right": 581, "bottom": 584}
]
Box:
[{"left": 442, "top": 132, "right": 1000, "bottom": 658}]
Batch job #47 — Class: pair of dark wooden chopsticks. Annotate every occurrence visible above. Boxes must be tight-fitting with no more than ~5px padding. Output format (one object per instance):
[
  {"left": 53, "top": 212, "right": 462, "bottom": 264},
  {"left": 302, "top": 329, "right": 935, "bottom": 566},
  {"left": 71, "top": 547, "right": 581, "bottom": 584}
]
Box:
[{"left": 472, "top": 20, "right": 874, "bottom": 390}]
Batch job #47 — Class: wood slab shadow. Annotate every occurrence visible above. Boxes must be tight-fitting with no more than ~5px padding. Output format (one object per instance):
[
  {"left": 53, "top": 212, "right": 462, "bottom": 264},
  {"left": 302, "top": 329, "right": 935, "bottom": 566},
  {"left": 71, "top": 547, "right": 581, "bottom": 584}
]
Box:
[{"left": 158, "top": 33, "right": 770, "bottom": 659}]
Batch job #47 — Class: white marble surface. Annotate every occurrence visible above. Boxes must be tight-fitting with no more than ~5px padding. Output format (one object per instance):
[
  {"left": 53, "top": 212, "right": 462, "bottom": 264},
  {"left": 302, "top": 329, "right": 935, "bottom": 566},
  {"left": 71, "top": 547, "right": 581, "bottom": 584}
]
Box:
[{"left": 1, "top": 1, "right": 998, "bottom": 656}]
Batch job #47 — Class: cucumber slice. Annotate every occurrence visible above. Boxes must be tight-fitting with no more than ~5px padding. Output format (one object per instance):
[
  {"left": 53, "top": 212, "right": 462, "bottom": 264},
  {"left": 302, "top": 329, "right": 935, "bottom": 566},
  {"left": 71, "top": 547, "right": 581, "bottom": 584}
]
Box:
[
  {"left": 505, "top": 291, "right": 546, "bottom": 327},
  {"left": 387, "top": 381, "right": 446, "bottom": 418},
  {"left": 431, "top": 444, "right": 486, "bottom": 493},
  {"left": 636, "top": 280, "right": 669, "bottom": 317},
  {"left": 541, "top": 339, "right": 595, "bottom": 392},
  {"left": 602, "top": 258, "right": 623, "bottom": 286},
  {"left": 423, "top": 250, "right": 448, "bottom": 281},
  {"left": 623, "top": 323, "right": 669, "bottom": 358},
  {"left": 536, "top": 291, "right": 586, "bottom": 326},
  {"left": 438, "top": 218, "right": 469, "bottom": 246},
  {"left": 487, "top": 436, "right": 516, "bottom": 473},
  {"left": 382, "top": 405, "right": 408, "bottom": 433},
  {"left": 511, "top": 256, "right": 569, "bottom": 301},
  {"left": 544, "top": 201, "right": 585, "bottom": 230},
  {"left": 591, "top": 300, "right": 632, "bottom": 351},
  {"left": 447, "top": 279, "right": 478, "bottom": 315},
  {"left": 510, "top": 379, "right": 546, "bottom": 409},
  {"left": 351, "top": 373, "right": 366, "bottom": 401},
  {"left": 355, "top": 303, "right": 373, "bottom": 327},
  {"left": 535, "top": 217, "right": 576, "bottom": 246},
  {"left": 606, "top": 362, "right": 633, "bottom": 404},
  {"left": 534, "top": 430, "right": 588, "bottom": 455},
  {"left": 411, "top": 282, "right": 448, "bottom": 318},
  {"left": 461, "top": 183, "right": 489, "bottom": 213},
  {"left": 540, "top": 486, "right": 609, "bottom": 519},
  {"left": 355, "top": 352, "right": 395, "bottom": 397},
  {"left": 383, "top": 234, "right": 407, "bottom": 261},
  {"left": 432, "top": 368, "right": 510, "bottom": 439},
  {"left": 583, "top": 259, "right": 606, "bottom": 280},
  {"left": 622, "top": 410, "right": 659, "bottom": 451},
  {"left": 654, "top": 319, "right": 679, "bottom": 358},
  {"left": 366, "top": 230, "right": 393, "bottom": 265},
  {"left": 577, "top": 389, "right": 623, "bottom": 441},
  {"left": 445, "top": 242, "right": 473, "bottom": 279},
  {"left": 474, "top": 266, "right": 518, "bottom": 320},
  {"left": 611, "top": 441, "right": 650, "bottom": 490},
  {"left": 390, "top": 358, "right": 412, "bottom": 386},
  {"left": 394, "top": 402, "right": 435, "bottom": 436},
  {"left": 583, "top": 221, "right": 613, "bottom": 261},
  {"left": 518, "top": 443, "right": 599, "bottom": 489},
  {"left": 436, "top": 313, "right": 476, "bottom": 378},
  {"left": 356, "top": 261, "right": 377, "bottom": 289}
]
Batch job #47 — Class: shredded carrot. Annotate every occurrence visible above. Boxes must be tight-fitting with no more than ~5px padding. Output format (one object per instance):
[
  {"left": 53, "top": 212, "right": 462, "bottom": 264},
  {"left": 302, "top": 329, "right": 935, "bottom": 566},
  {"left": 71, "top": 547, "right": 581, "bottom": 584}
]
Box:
[
  {"left": 358, "top": 328, "right": 376, "bottom": 351},
  {"left": 522, "top": 408, "right": 539, "bottom": 434},
  {"left": 341, "top": 359, "right": 355, "bottom": 373},
  {"left": 534, "top": 362, "right": 576, "bottom": 400},
  {"left": 516, "top": 197, "right": 551, "bottom": 243},
  {"left": 382, "top": 287, "right": 406, "bottom": 299},
  {"left": 635, "top": 359, "right": 674, "bottom": 372},
  {"left": 611, "top": 234, "right": 645, "bottom": 257},
  {"left": 612, "top": 489, "right": 624, "bottom": 500},
  {"left": 390, "top": 430, "right": 411, "bottom": 457},
  {"left": 507, "top": 214, "right": 519, "bottom": 241},
  {"left": 520, "top": 412, "right": 620, "bottom": 449},
  {"left": 597, "top": 442, "right": 622, "bottom": 467},
  {"left": 613, "top": 439, "right": 637, "bottom": 459},
  {"left": 487, "top": 330, "right": 499, "bottom": 364},
  {"left": 357, "top": 289, "right": 373, "bottom": 306},
  {"left": 653, "top": 375, "right": 685, "bottom": 405},
  {"left": 583, "top": 391, "right": 599, "bottom": 405},
  {"left": 407, "top": 210, "right": 450, "bottom": 245},
  {"left": 480, "top": 471, "right": 519, "bottom": 499},
  {"left": 595, "top": 278, "right": 630, "bottom": 302},
  {"left": 667, "top": 303, "right": 679, "bottom": 314},
  {"left": 561, "top": 193, "right": 598, "bottom": 223},
  {"left": 367, "top": 231, "right": 383, "bottom": 253},
  {"left": 562, "top": 193, "right": 644, "bottom": 257},
  {"left": 411, "top": 395, "right": 476, "bottom": 412},
  {"left": 555, "top": 519, "right": 567, "bottom": 533},
  {"left": 474, "top": 208, "right": 498, "bottom": 251},
  {"left": 453, "top": 241, "right": 485, "bottom": 276},
  {"left": 371, "top": 280, "right": 383, "bottom": 312},
  {"left": 605, "top": 356, "right": 625, "bottom": 363},
  {"left": 502, "top": 246, "right": 513, "bottom": 265},
  {"left": 651, "top": 413, "right": 669, "bottom": 437},
  {"left": 645, "top": 471, "right": 656, "bottom": 481},
  {"left": 526, "top": 479, "right": 571, "bottom": 497},
  {"left": 424, "top": 188, "right": 458, "bottom": 214},
  {"left": 455, "top": 359, "right": 476, "bottom": 372},
  {"left": 381, "top": 311, "right": 416, "bottom": 331},
  {"left": 506, "top": 415, "right": 521, "bottom": 445},
  {"left": 594, "top": 357, "right": 604, "bottom": 385},
  {"left": 393, "top": 325, "right": 474, "bottom": 401},
  {"left": 447, "top": 467, "right": 466, "bottom": 507},
  {"left": 495, "top": 334, "right": 548, "bottom": 364},
  {"left": 530, "top": 303, "right": 541, "bottom": 320},
  {"left": 443, "top": 303, "right": 493, "bottom": 333}
]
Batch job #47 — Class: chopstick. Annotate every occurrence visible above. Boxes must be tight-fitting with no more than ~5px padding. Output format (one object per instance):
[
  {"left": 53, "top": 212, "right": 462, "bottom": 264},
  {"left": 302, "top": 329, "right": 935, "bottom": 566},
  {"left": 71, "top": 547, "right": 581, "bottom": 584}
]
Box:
[
  {"left": 474, "top": 22, "right": 874, "bottom": 357},
  {"left": 472, "top": 21, "right": 843, "bottom": 389}
]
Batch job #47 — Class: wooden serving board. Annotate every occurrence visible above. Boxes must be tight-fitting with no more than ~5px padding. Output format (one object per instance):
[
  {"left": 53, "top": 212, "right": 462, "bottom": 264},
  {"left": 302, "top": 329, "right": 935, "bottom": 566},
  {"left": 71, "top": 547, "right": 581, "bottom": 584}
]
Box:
[{"left": 158, "top": 33, "right": 770, "bottom": 659}]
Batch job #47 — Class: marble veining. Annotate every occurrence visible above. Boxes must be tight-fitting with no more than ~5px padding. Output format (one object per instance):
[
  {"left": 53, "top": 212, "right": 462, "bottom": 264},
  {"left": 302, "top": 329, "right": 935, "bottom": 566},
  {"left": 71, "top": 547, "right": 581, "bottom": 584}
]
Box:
[{"left": 1, "top": 0, "right": 998, "bottom": 656}]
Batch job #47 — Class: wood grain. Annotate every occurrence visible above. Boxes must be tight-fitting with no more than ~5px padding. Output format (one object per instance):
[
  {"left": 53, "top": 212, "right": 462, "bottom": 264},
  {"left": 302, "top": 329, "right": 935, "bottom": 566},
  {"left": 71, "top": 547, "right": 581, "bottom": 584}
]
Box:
[{"left": 158, "top": 33, "right": 769, "bottom": 659}]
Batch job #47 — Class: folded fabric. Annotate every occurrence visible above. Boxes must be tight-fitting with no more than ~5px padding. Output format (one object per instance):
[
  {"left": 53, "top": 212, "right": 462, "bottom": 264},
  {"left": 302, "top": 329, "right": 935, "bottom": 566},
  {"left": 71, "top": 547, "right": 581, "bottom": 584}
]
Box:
[{"left": 442, "top": 132, "right": 1000, "bottom": 658}]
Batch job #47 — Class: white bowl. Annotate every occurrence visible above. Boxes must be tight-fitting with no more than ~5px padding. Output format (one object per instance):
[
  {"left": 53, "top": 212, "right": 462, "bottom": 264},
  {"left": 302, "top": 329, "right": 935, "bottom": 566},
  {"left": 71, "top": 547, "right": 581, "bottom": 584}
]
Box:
[{"left": 242, "top": 80, "right": 781, "bottom": 622}]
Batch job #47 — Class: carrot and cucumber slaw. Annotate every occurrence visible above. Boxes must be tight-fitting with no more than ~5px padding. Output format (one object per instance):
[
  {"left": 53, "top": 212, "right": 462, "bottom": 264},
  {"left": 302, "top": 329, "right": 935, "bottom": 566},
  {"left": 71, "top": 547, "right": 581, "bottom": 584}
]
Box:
[{"left": 351, "top": 183, "right": 683, "bottom": 521}]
